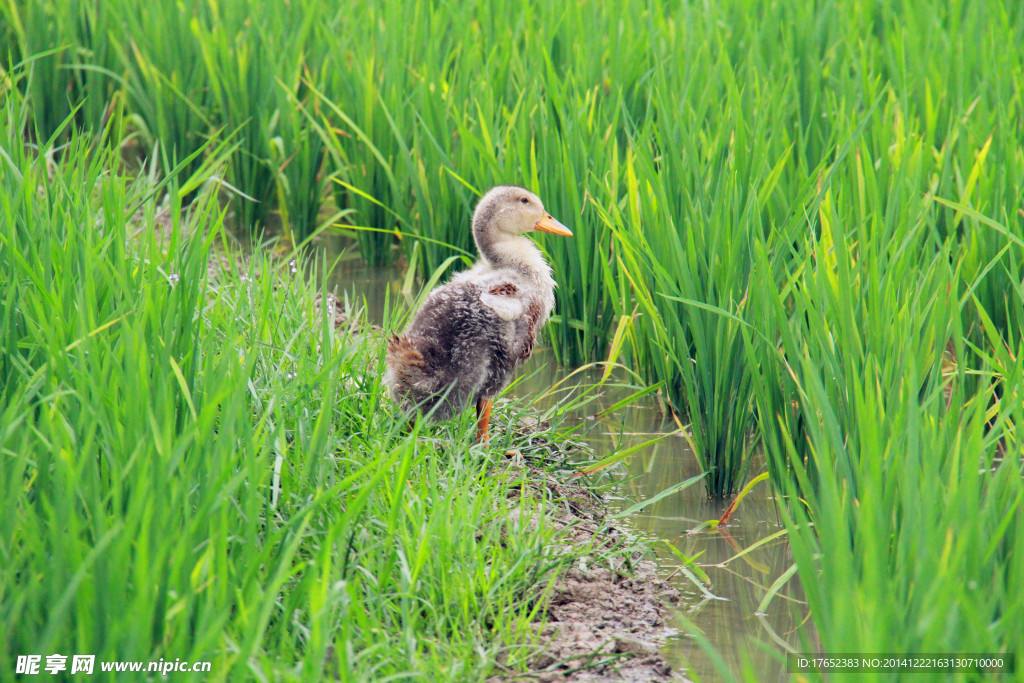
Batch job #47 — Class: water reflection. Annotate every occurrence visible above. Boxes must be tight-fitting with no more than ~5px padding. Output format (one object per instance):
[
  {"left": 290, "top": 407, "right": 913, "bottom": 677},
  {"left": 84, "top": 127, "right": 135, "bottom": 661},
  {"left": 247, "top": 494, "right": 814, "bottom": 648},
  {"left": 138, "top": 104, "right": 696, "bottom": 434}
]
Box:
[{"left": 329, "top": 256, "right": 808, "bottom": 683}]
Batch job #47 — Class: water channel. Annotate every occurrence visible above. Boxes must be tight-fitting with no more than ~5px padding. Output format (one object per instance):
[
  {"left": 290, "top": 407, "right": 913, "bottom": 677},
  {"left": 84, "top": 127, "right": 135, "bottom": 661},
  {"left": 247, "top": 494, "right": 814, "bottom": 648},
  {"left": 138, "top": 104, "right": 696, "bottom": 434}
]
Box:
[{"left": 327, "top": 255, "right": 807, "bottom": 682}]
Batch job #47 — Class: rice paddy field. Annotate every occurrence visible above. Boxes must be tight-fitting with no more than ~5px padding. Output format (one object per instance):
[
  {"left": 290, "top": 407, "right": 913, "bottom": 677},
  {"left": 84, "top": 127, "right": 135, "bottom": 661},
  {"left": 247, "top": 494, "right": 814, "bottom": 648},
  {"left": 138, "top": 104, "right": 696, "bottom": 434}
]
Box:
[{"left": 2, "top": 0, "right": 1023, "bottom": 681}]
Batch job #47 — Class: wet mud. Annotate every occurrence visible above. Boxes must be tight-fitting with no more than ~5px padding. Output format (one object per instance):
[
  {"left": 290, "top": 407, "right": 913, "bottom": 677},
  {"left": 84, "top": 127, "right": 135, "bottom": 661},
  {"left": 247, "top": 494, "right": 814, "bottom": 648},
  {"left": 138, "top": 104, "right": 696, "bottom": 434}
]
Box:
[{"left": 490, "top": 426, "right": 689, "bottom": 682}]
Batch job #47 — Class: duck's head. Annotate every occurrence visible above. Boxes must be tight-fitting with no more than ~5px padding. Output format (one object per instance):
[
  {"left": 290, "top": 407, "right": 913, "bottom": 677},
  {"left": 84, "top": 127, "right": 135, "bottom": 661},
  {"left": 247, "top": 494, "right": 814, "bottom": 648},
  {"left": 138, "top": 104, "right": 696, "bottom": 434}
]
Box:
[{"left": 472, "top": 186, "right": 572, "bottom": 268}]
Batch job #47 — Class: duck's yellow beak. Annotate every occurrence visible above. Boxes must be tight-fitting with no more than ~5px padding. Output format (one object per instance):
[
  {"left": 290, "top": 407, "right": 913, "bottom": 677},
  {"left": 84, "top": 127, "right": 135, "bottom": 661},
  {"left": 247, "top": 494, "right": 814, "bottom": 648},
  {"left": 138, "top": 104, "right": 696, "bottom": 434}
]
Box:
[{"left": 533, "top": 214, "right": 573, "bottom": 237}]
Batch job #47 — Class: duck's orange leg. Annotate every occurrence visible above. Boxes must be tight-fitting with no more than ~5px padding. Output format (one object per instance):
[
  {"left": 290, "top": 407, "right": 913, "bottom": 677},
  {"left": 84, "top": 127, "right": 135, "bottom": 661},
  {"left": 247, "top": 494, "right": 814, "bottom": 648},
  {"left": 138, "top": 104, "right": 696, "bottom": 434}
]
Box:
[{"left": 475, "top": 398, "right": 493, "bottom": 442}]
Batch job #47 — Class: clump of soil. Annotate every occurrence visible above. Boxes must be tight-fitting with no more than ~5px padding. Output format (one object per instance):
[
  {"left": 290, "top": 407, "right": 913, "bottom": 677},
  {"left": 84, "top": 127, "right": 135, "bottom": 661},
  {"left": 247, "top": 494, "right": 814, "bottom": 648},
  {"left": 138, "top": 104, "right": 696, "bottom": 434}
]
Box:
[
  {"left": 522, "top": 518, "right": 684, "bottom": 682},
  {"left": 491, "top": 425, "right": 689, "bottom": 682}
]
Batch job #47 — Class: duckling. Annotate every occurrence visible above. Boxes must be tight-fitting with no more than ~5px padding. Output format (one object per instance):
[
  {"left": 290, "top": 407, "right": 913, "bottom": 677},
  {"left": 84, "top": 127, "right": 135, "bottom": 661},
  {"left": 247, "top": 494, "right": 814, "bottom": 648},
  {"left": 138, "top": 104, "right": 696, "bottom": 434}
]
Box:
[{"left": 386, "top": 185, "right": 572, "bottom": 441}]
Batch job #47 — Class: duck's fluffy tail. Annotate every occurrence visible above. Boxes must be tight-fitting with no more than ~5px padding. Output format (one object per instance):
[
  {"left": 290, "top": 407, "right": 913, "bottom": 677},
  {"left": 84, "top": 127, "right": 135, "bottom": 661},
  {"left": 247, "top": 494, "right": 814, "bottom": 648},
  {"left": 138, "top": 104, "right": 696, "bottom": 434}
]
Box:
[{"left": 385, "top": 334, "right": 427, "bottom": 401}]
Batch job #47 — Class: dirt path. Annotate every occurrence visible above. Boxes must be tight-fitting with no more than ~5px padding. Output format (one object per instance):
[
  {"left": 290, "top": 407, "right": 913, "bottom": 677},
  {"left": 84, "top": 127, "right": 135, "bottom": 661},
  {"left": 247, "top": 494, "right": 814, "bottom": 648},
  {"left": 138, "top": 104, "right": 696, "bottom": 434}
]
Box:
[{"left": 490, "top": 428, "right": 689, "bottom": 682}]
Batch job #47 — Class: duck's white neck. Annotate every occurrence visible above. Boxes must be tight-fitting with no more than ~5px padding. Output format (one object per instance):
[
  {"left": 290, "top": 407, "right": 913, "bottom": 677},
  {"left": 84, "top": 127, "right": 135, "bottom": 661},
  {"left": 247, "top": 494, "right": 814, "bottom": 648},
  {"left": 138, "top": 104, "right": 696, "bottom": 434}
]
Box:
[{"left": 477, "top": 233, "right": 553, "bottom": 283}]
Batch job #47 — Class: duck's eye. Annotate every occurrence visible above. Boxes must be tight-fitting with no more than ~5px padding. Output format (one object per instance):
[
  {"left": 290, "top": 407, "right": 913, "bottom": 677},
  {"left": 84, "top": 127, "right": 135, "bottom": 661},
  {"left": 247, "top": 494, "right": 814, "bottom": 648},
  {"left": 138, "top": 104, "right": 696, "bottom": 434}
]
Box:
[{"left": 520, "top": 197, "right": 529, "bottom": 204}]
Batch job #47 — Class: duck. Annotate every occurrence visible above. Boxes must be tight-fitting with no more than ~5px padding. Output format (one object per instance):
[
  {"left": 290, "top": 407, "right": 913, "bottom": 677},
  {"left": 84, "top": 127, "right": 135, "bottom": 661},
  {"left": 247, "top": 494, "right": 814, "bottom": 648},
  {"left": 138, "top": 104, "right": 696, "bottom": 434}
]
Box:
[{"left": 385, "top": 185, "right": 573, "bottom": 441}]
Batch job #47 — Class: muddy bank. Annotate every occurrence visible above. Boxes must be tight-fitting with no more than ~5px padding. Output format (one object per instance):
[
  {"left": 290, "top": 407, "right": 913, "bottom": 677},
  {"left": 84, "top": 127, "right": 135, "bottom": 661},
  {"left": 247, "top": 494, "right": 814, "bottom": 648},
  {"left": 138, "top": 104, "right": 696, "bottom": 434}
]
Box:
[{"left": 489, "top": 426, "right": 688, "bottom": 682}]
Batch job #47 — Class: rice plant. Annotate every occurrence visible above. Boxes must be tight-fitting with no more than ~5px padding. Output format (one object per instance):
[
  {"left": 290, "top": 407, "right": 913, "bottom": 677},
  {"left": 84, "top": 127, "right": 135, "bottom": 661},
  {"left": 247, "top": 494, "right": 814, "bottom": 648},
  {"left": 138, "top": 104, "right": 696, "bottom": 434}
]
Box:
[
  {"left": 745, "top": 231, "right": 1023, "bottom": 680},
  {"left": 108, "top": 0, "right": 216, "bottom": 182}
]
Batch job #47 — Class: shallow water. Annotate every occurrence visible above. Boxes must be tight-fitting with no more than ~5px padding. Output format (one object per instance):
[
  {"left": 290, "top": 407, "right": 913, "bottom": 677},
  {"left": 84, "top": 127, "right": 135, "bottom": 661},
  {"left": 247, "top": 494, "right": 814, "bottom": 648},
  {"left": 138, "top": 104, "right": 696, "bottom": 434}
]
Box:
[
  {"left": 329, "top": 258, "right": 806, "bottom": 682},
  {"left": 514, "top": 357, "right": 807, "bottom": 683},
  {"left": 325, "top": 249, "right": 404, "bottom": 323}
]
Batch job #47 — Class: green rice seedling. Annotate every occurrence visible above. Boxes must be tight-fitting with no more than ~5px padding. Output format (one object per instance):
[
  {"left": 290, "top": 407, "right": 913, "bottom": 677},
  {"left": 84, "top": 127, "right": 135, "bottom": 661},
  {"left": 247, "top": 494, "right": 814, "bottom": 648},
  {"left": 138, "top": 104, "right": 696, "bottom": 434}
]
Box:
[
  {"left": 6, "top": 1, "right": 127, "bottom": 138},
  {"left": 105, "top": 0, "right": 216, "bottom": 181},
  {"left": 273, "top": 69, "right": 328, "bottom": 244},
  {"left": 191, "top": 4, "right": 279, "bottom": 229},
  {"left": 318, "top": 34, "right": 406, "bottom": 267},
  {"left": 585, "top": 67, "right": 803, "bottom": 497},
  {"left": 0, "top": 8, "right": 12, "bottom": 54},
  {"left": 734, "top": 80, "right": 1023, "bottom": 671},
  {"left": 2, "top": 0, "right": 121, "bottom": 137},
  {"left": 513, "top": 82, "right": 627, "bottom": 367},
  {"left": 2, "top": 1, "right": 78, "bottom": 139},
  {"left": 261, "top": 4, "right": 333, "bottom": 244},
  {"left": 63, "top": 0, "right": 122, "bottom": 135},
  {"left": 769, "top": 323, "right": 1022, "bottom": 680}
]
